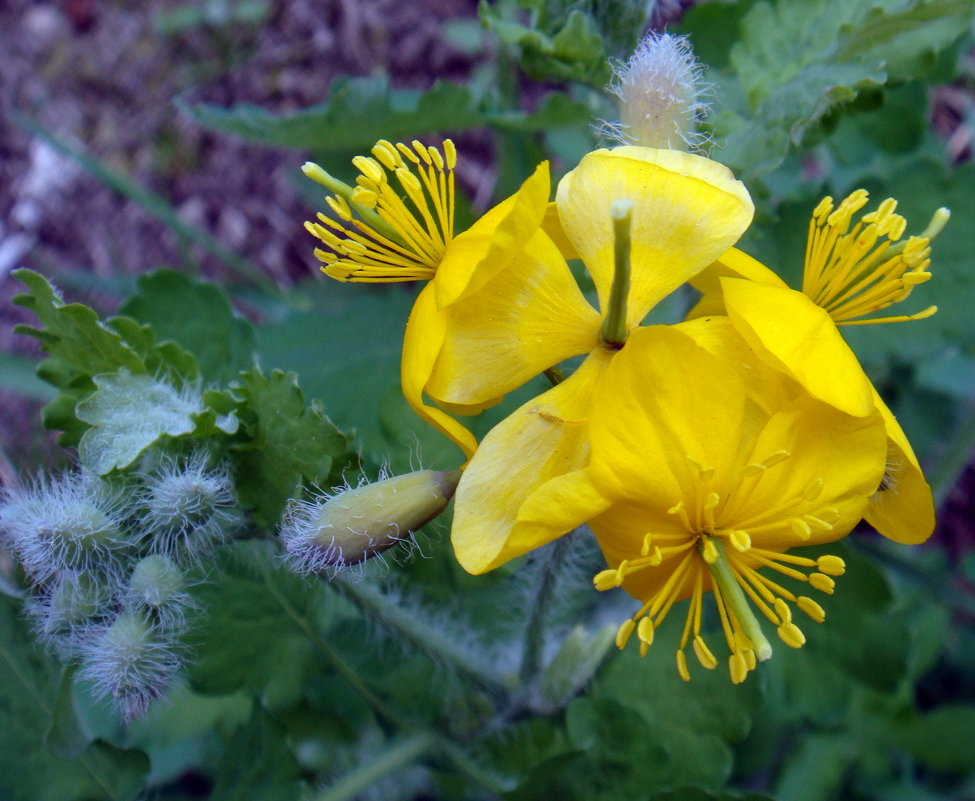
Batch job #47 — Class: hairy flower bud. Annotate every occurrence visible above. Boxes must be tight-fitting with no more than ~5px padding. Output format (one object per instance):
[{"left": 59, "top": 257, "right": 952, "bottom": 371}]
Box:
[
  {"left": 601, "top": 32, "right": 710, "bottom": 151},
  {"left": 80, "top": 609, "right": 181, "bottom": 722},
  {"left": 125, "top": 554, "right": 192, "bottom": 631},
  {"left": 139, "top": 454, "right": 239, "bottom": 560},
  {"left": 28, "top": 570, "right": 111, "bottom": 654},
  {"left": 1, "top": 472, "right": 127, "bottom": 581},
  {"left": 281, "top": 469, "right": 462, "bottom": 576}
]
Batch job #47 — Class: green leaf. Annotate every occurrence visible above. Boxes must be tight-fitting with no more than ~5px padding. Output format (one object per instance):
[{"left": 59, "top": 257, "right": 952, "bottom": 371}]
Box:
[
  {"left": 45, "top": 666, "right": 90, "bottom": 760},
  {"left": 230, "top": 367, "right": 349, "bottom": 525},
  {"left": 180, "top": 75, "right": 485, "bottom": 151},
  {"left": 185, "top": 541, "right": 322, "bottom": 709},
  {"left": 893, "top": 705, "right": 975, "bottom": 773},
  {"left": 773, "top": 731, "right": 854, "bottom": 801},
  {"left": 711, "top": 0, "right": 974, "bottom": 178},
  {"left": 480, "top": 6, "right": 612, "bottom": 87},
  {"left": 652, "top": 790, "right": 778, "bottom": 801},
  {"left": 254, "top": 282, "right": 450, "bottom": 471},
  {"left": 12, "top": 268, "right": 145, "bottom": 378},
  {"left": 118, "top": 269, "right": 256, "bottom": 384},
  {"left": 76, "top": 370, "right": 201, "bottom": 474},
  {"left": 107, "top": 317, "right": 200, "bottom": 383},
  {"left": 209, "top": 701, "right": 302, "bottom": 801},
  {"left": 0, "top": 596, "right": 149, "bottom": 801}
]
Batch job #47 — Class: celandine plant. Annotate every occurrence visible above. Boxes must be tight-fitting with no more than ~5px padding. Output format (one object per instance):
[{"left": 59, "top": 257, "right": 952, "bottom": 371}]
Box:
[{"left": 0, "top": 9, "right": 970, "bottom": 801}]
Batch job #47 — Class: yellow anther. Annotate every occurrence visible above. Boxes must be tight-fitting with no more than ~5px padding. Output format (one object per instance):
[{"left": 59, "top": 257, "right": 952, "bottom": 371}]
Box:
[
  {"left": 809, "top": 573, "right": 836, "bottom": 594},
  {"left": 813, "top": 196, "right": 833, "bottom": 220},
  {"left": 396, "top": 142, "right": 420, "bottom": 163},
  {"left": 593, "top": 569, "right": 619, "bottom": 592},
  {"left": 803, "top": 478, "right": 824, "bottom": 500},
  {"left": 412, "top": 140, "right": 432, "bottom": 165},
  {"left": 773, "top": 598, "right": 791, "bottom": 625},
  {"left": 762, "top": 449, "right": 791, "bottom": 468},
  {"left": 729, "top": 529, "right": 751, "bottom": 552},
  {"left": 615, "top": 560, "right": 629, "bottom": 586},
  {"left": 742, "top": 463, "right": 766, "bottom": 478},
  {"left": 637, "top": 616, "right": 654, "bottom": 646},
  {"left": 640, "top": 532, "right": 653, "bottom": 556},
  {"left": 428, "top": 146, "right": 444, "bottom": 170},
  {"left": 733, "top": 629, "right": 753, "bottom": 654},
  {"left": 693, "top": 636, "right": 718, "bottom": 670},
  {"left": 791, "top": 518, "right": 813, "bottom": 540},
  {"left": 744, "top": 648, "right": 757, "bottom": 670},
  {"left": 395, "top": 167, "right": 423, "bottom": 195},
  {"left": 351, "top": 156, "right": 385, "bottom": 185},
  {"left": 777, "top": 622, "right": 806, "bottom": 649},
  {"left": 796, "top": 596, "right": 826, "bottom": 623},
  {"left": 371, "top": 140, "right": 401, "bottom": 169},
  {"left": 729, "top": 651, "right": 748, "bottom": 685},
  {"left": 816, "top": 555, "right": 846, "bottom": 576},
  {"left": 615, "top": 618, "right": 636, "bottom": 649},
  {"left": 676, "top": 650, "right": 691, "bottom": 682},
  {"left": 648, "top": 546, "right": 663, "bottom": 566},
  {"left": 705, "top": 492, "right": 720, "bottom": 510},
  {"left": 701, "top": 537, "right": 719, "bottom": 564},
  {"left": 325, "top": 195, "right": 353, "bottom": 221},
  {"left": 350, "top": 188, "right": 378, "bottom": 208},
  {"left": 443, "top": 139, "right": 457, "bottom": 169}
]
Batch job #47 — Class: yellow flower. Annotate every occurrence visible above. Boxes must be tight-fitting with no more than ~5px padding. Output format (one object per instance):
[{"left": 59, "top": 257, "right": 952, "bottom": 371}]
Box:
[
  {"left": 427, "top": 147, "right": 754, "bottom": 574},
  {"left": 522, "top": 321, "right": 888, "bottom": 683},
  {"left": 303, "top": 140, "right": 553, "bottom": 459},
  {"left": 689, "top": 190, "right": 950, "bottom": 544}
]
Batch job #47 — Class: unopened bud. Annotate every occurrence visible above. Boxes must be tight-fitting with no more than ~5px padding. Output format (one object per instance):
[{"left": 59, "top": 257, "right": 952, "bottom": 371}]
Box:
[
  {"left": 602, "top": 32, "right": 709, "bottom": 151},
  {"left": 34, "top": 571, "right": 109, "bottom": 642},
  {"left": 281, "top": 469, "right": 462, "bottom": 576},
  {"left": 80, "top": 609, "right": 181, "bottom": 721},
  {"left": 126, "top": 555, "right": 192, "bottom": 631}
]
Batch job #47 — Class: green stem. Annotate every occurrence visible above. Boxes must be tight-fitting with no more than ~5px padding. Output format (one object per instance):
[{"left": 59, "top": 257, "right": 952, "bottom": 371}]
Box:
[
  {"left": 332, "top": 576, "right": 508, "bottom": 699},
  {"left": 702, "top": 537, "right": 773, "bottom": 660},
  {"left": 259, "top": 563, "right": 405, "bottom": 729},
  {"left": 520, "top": 534, "right": 575, "bottom": 686},
  {"left": 439, "top": 740, "right": 512, "bottom": 796},
  {"left": 599, "top": 200, "right": 634, "bottom": 348},
  {"left": 310, "top": 730, "right": 437, "bottom": 801}
]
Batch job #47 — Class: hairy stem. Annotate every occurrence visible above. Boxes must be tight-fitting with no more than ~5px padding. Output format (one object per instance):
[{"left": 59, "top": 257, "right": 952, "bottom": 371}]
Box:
[{"left": 520, "top": 533, "right": 576, "bottom": 686}]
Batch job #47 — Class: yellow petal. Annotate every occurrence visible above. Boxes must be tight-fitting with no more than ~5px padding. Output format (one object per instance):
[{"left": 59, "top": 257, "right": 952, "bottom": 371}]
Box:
[
  {"left": 400, "top": 283, "right": 477, "bottom": 459},
  {"left": 451, "top": 348, "right": 614, "bottom": 574},
  {"left": 865, "top": 388, "right": 935, "bottom": 544},
  {"left": 435, "top": 162, "right": 551, "bottom": 308},
  {"left": 585, "top": 325, "right": 749, "bottom": 505},
  {"left": 721, "top": 278, "right": 875, "bottom": 417},
  {"left": 720, "top": 397, "right": 887, "bottom": 551},
  {"left": 426, "top": 229, "right": 600, "bottom": 406},
  {"left": 687, "top": 247, "right": 788, "bottom": 319},
  {"left": 541, "top": 201, "right": 578, "bottom": 260},
  {"left": 556, "top": 147, "right": 753, "bottom": 326}
]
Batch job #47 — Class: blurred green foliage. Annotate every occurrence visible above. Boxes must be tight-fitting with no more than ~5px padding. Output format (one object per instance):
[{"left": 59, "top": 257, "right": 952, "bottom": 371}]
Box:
[{"left": 3, "top": 0, "right": 975, "bottom": 800}]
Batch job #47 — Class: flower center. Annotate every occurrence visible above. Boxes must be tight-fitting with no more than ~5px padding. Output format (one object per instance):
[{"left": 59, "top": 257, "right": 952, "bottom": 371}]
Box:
[
  {"left": 303, "top": 139, "right": 456, "bottom": 282},
  {"left": 801, "top": 190, "right": 947, "bottom": 326},
  {"left": 593, "top": 451, "right": 847, "bottom": 684}
]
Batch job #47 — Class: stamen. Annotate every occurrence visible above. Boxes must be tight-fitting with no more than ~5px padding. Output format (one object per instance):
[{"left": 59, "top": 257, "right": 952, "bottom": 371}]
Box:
[
  {"left": 777, "top": 622, "right": 806, "bottom": 648},
  {"left": 616, "top": 618, "right": 636, "bottom": 648},
  {"left": 304, "top": 140, "right": 457, "bottom": 282},
  {"left": 693, "top": 635, "right": 718, "bottom": 669},
  {"left": 801, "top": 190, "right": 948, "bottom": 325},
  {"left": 808, "top": 573, "right": 836, "bottom": 594},
  {"left": 676, "top": 650, "right": 691, "bottom": 682},
  {"left": 796, "top": 596, "right": 826, "bottom": 623},
  {"left": 816, "top": 555, "right": 846, "bottom": 575}
]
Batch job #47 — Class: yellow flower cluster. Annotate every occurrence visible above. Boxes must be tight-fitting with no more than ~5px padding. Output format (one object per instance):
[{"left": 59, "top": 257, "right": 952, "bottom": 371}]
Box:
[{"left": 303, "top": 137, "right": 944, "bottom": 684}]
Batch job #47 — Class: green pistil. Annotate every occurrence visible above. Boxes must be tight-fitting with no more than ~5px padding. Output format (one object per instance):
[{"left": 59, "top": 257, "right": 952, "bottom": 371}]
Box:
[
  {"left": 701, "top": 536, "right": 773, "bottom": 661},
  {"left": 599, "top": 199, "right": 634, "bottom": 349},
  {"left": 302, "top": 162, "right": 404, "bottom": 245}
]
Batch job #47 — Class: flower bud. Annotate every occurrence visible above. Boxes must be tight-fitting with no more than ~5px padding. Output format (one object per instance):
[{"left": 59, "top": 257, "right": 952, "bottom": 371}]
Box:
[
  {"left": 1, "top": 472, "right": 127, "bottom": 581},
  {"left": 140, "top": 454, "right": 239, "bottom": 560},
  {"left": 125, "top": 554, "right": 192, "bottom": 631},
  {"left": 281, "top": 469, "right": 461, "bottom": 576},
  {"left": 80, "top": 609, "right": 181, "bottom": 721},
  {"left": 602, "top": 32, "right": 709, "bottom": 151}
]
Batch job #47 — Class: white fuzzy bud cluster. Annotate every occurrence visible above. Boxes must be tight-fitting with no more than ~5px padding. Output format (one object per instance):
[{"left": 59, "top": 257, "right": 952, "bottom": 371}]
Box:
[
  {"left": 280, "top": 469, "right": 462, "bottom": 577},
  {"left": 0, "top": 450, "right": 238, "bottom": 721},
  {"left": 601, "top": 32, "right": 710, "bottom": 151}
]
